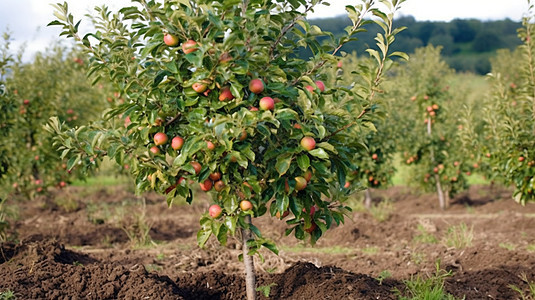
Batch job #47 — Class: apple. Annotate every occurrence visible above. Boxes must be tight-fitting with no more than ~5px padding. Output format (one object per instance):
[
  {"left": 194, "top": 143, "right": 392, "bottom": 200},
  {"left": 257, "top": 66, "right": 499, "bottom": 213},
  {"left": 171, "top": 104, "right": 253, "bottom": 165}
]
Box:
[
  {"left": 426, "top": 106, "right": 433, "bottom": 112},
  {"left": 150, "top": 146, "right": 160, "bottom": 154},
  {"left": 433, "top": 167, "right": 439, "bottom": 173},
  {"left": 295, "top": 176, "right": 307, "bottom": 191},
  {"left": 293, "top": 123, "right": 302, "bottom": 129},
  {"left": 214, "top": 180, "right": 225, "bottom": 192},
  {"left": 453, "top": 161, "right": 459, "bottom": 166},
  {"left": 208, "top": 204, "right": 222, "bottom": 218},
  {"left": 59, "top": 181, "right": 67, "bottom": 188},
  {"left": 249, "top": 79, "right": 265, "bottom": 94},
  {"left": 192, "top": 82, "right": 208, "bottom": 93},
  {"left": 305, "top": 85, "right": 314, "bottom": 93},
  {"left": 154, "top": 132, "right": 168, "bottom": 146},
  {"left": 410, "top": 96, "right": 417, "bottom": 101},
  {"left": 304, "top": 222, "right": 317, "bottom": 233},
  {"left": 486, "top": 153, "right": 491, "bottom": 158},
  {"left": 219, "top": 86, "right": 235, "bottom": 101},
  {"left": 239, "top": 130, "right": 247, "bottom": 141},
  {"left": 163, "top": 33, "right": 179, "bottom": 46},
  {"left": 124, "top": 116, "right": 131, "bottom": 128},
  {"left": 519, "top": 156, "right": 525, "bottom": 162},
  {"left": 23, "top": 99, "right": 30, "bottom": 105},
  {"left": 314, "top": 80, "right": 325, "bottom": 92},
  {"left": 300, "top": 136, "right": 316, "bottom": 151},
  {"left": 344, "top": 181, "right": 350, "bottom": 188},
  {"left": 240, "top": 200, "right": 253, "bottom": 211},
  {"left": 259, "top": 97, "right": 274, "bottom": 110},
  {"left": 182, "top": 39, "right": 198, "bottom": 54},
  {"left": 35, "top": 179, "right": 43, "bottom": 185},
  {"left": 200, "top": 179, "right": 213, "bottom": 191},
  {"left": 249, "top": 106, "right": 259, "bottom": 111},
  {"left": 209, "top": 172, "right": 221, "bottom": 181},
  {"left": 276, "top": 210, "right": 290, "bottom": 219},
  {"left": 337, "top": 61, "right": 343, "bottom": 68},
  {"left": 432, "top": 104, "right": 439, "bottom": 110},
  {"left": 423, "top": 95, "right": 429, "bottom": 100},
  {"left": 206, "top": 140, "right": 215, "bottom": 150},
  {"left": 190, "top": 161, "right": 202, "bottom": 175},
  {"left": 171, "top": 136, "right": 184, "bottom": 150},
  {"left": 371, "top": 153, "right": 378, "bottom": 160},
  {"left": 303, "top": 170, "right": 313, "bottom": 182}
]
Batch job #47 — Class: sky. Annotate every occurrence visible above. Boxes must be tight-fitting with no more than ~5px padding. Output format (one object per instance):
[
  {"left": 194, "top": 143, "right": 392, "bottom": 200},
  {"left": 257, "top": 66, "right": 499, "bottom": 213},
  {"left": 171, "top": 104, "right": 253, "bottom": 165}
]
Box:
[{"left": 0, "top": 0, "right": 529, "bottom": 61}]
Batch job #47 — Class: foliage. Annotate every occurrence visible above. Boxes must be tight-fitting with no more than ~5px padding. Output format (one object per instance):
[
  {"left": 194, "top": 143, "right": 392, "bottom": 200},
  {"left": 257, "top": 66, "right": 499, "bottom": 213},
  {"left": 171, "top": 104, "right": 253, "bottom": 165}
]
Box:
[
  {"left": 396, "top": 261, "right": 458, "bottom": 300},
  {"left": 47, "top": 0, "right": 406, "bottom": 257},
  {"left": 0, "top": 33, "right": 113, "bottom": 198}
]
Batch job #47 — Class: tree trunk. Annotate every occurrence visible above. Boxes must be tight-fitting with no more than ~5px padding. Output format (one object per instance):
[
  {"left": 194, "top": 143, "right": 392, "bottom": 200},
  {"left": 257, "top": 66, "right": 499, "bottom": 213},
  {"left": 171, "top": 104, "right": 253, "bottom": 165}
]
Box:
[
  {"left": 242, "top": 215, "right": 257, "bottom": 300},
  {"left": 364, "top": 189, "right": 372, "bottom": 209},
  {"left": 434, "top": 175, "right": 446, "bottom": 210}
]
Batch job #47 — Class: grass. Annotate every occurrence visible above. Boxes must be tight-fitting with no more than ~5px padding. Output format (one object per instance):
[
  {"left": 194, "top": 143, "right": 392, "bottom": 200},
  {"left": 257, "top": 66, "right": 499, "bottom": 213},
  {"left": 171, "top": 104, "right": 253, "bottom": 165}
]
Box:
[
  {"left": 499, "top": 242, "right": 516, "bottom": 251},
  {"left": 413, "top": 224, "right": 438, "bottom": 244},
  {"left": 442, "top": 223, "right": 474, "bottom": 249},
  {"left": 509, "top": 273, "right": 535, "bottom": 300},
  {"left": 369, "top": 200, "right": 394, "bottom": 222},
  {"left": 527, "top": 244, "right": 535, "bottom": 252},
  {"left": 361, "top": 246, "right": 379, "bottom": 255},
  {"left": 396, "top": 261, "right": 459, "bottom": 300}
]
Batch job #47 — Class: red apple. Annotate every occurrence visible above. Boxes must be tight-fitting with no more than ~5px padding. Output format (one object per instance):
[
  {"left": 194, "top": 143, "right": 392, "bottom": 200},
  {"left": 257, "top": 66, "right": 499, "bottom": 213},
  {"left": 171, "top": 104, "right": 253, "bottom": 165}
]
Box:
[
  {"left": 209, "top": 172, "right": 221, "bottom": 181},
  {"left": 304, "top": 222, "right": 317, "bottom": 233},
  {"left": 190, "top": 161, "right": 202, "bottom": 175},
  {"left": 214, "top": 180, "right": 225, "bottom": 192},
  {"left": 305, "top": 85, "right": 314, "bottom": 93},
  {"left": 259, "top": 97, "right": 274, "bottom": 110},
  {"left": 206, "top": 140, "right": 215, "bottom": 150},
  {"left": 23, "top": 99, "right": 30, "bottom": 105},
  {"left": 192, "top": 82, "right": 208, "bottom": 93},
  {"left": 163, "top": 33, "right": 179, "bottom": 46},
  {"left": 293, "top": 123, "right": 302, "bottom": 129},
  {"left": 200, "top": 179, "right": 213, "bottom": 191},
  {"left": 154, "top": 132, "right": 168, "bottom": 146},
  {"left": 249, "top": 106, "right": 259, "bottom": 111},
  {"left": 249, "top": 79, "right": 265, "bottom": 94},
  {"left": 150, "top": 146, "right": 160, "bottom": 154},
  {"left": 337, "top": 61, "right": 343, "bottom": 68},
  {"left": 171, "top": 136, "right": 184, "bottom": 150},
  {"left": 240, "top": 200, "right": 253, "bottom": 211},
  {"left": 300, "top": 136, "right": 316, "bottom": 151},
  {"left": 182, "top": 39, "right": 198, "bottom": 54},
  {"left": 208, "top": 204, "right": 222, "bottom": 218},
  {"left": 124, "top": 116, "right": 131, "bottom": 128},
  {"left": 276, "top": 210, "right": 290, "bottom": 219},
  {"left": 219, "top": 86, "right": 235, "bottom": 101},
  {"left": 314, "top": 80, "right": 325, "bottom": 92},
  {"left": 303, "top": 170, "right": 313, "bottom": 182},
  {"left": 295, "top": 176, "right": 307, "bottom": 191},
  {"left": 344, "top": 181, "right": 350, "bottom": 188},
  {"left": 371, "top": 153, "right": 378, "bottom": 160},
  {"left": 519, "top": 156, "right": 525, "bottom": 162}
]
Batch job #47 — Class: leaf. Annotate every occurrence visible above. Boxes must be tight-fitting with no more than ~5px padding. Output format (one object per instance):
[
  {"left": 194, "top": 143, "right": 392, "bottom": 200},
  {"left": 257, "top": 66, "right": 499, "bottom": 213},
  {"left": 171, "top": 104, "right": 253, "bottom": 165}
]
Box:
[
  {"left": 308, "top": 148, "right": 329, "bottom": 160},
  {"left": 275, "top": 154, "right": 293, "bottom": 176},
  {"left": 296, "top": 154, "right": 310, "bottom": 171}
]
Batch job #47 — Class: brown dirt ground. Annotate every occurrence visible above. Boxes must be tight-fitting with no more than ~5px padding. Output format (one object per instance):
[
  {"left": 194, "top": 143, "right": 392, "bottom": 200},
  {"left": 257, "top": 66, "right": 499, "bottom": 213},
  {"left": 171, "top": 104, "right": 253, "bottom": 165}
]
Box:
[{"left": 1, "top": 184, "right": 535, "bottom": 299}]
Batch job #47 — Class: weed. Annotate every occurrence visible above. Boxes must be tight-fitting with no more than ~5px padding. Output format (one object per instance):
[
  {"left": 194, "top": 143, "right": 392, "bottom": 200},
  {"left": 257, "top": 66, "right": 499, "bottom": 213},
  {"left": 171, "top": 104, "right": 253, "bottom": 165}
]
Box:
[
  {"left": 395, "top": 261, "right": 459, "bottom": 300},
  {"left": 509, "top": 273, "right": 535, "bottom": 300},
  {"left": 499, "top": 242, "right": 516, "bottom": 251},
  {"left": 411, "top": 252, "right": 426, "bottom": 265},
  {"left": 54, "top": 195, "right": 79, "bottom": 213},
  {"left": 413, "top": 224, "right": 438, "bottom": 244},
  {"left": 369, "top": 200, "right": 394, "bottom": 222},
  {"left": 361, "top": 246, "right": 379, "bottom": 255},
  {"left": 443, "top": 223, "right": 473, "bottom": 249},
  {"left": 0, "top": 290, "right": 16, "bottom": 300},
  {"left": 118, "top": 198, "right": 153, "bottom": 247},
  {"left": 144, "top": 264, "right": 162, "bottom": 272},
  {"left": 256, "top": 283, "right": 277, "bottom": 298},
  {"left": 156, "top": 253, "right": 165, "bottom": 260},
  {"left": 375, "top": 270, "right": 392, "bottom": 285},
  {"left": 527, "top": 244, "right": 535, "bottom": 252}
]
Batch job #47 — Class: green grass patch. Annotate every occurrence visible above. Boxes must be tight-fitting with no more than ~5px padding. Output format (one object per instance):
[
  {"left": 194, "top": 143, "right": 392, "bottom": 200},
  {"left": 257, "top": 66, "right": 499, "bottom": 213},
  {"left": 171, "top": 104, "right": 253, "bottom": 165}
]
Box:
[
  {"left": 71, "top": 175, "right": 130, "bottom": 187},
  {"left": 395, "top": 261, "right": 458, "bottom": 300}
]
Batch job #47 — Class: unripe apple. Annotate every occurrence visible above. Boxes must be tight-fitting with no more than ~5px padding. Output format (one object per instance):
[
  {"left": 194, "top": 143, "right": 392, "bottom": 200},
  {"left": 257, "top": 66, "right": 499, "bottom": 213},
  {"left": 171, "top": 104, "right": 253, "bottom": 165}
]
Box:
[
  {"left": 190, "top": 161, "right": 202, "bottom": 175},
  {"left": 150, "top": 146, "right": 160, "bottom": 154},
  {"left": 240, "top": 200, "right": 253, "bottom": 211},
  {"left": 214, "top": 180, "right": 225, "bottom": 192},
  {"left": 163, "top": 33, "right": 179, "bottom": 46},
  {"left": 314, "top": 80, "right": 325, "bottom": 92},
  {"left": 219, "top": 86, "right": 235, "bottom": 101},
  {"left": 249, "top": 79, "right": 265, "bottom": 94},
  {"left": 295, "top": 176, "right": 307, "bottom": 191},
  {"left": 182, "top": 39, "right": 198, "bottom": 54},
  {"left": 208, "top": 204, "right": 222, "bottom": 218},
  {"left": 259, "top": 97, "right": 274, "bottom": 111},
  {"left": 154, "top": 133, "right": 168, "bottom": 146},
  {"left": 300, "top": 136, "right": 316, "bottom": 151},
  {"left": 192, "top": 82, "right": 208, "bottom": 93},
  {"left": 200, "top": 179, "right": 213, "bottom": 192},
  {"left": 171, "top": 136, "right": 184, "bottom": 150}
]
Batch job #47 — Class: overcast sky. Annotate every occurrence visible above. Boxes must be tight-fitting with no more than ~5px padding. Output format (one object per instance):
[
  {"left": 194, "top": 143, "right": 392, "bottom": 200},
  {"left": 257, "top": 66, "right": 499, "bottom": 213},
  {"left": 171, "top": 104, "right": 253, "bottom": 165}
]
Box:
[{"left": 0, "top": 0, "right": 529, "bottom": 61}]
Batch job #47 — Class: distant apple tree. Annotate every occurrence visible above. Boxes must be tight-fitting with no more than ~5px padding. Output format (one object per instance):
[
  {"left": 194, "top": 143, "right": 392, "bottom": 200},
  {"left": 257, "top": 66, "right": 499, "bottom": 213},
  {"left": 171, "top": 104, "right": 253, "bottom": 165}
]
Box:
[{"left": 48, "top": 0, "right": 406, "bottom": 298}]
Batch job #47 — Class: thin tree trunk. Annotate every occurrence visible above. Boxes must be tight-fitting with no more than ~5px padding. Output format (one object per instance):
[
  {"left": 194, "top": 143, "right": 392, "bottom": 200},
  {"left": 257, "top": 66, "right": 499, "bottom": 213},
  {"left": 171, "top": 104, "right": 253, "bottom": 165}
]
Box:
[
  {"left": 364, "top": 189, "right": 372, "bottom": 209},
  {"left": 427, "top": 117, "right": 446, "bottom": 210},
  {"left": 242, "top": 215, "right": 257, "bottom": 300}
]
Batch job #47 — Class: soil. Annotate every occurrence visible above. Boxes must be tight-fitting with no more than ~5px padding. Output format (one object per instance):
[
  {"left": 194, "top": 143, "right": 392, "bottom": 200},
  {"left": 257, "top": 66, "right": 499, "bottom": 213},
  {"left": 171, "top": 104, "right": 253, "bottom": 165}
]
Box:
[{"left": 2, "top": 184, "right": 535, "bottom": 299}]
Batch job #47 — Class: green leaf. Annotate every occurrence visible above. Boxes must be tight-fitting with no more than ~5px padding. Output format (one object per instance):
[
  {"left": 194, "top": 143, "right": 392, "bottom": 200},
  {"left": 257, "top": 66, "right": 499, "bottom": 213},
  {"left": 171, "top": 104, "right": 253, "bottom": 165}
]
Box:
[
  {"left": 308, "top": 148, "right": 329, "bottom": 160},
  {"left": 275, "top": 154, "right": 293, "bottom": 176},
  {"left": 296, "top": 154, "right": 310, "bottom": 171}
]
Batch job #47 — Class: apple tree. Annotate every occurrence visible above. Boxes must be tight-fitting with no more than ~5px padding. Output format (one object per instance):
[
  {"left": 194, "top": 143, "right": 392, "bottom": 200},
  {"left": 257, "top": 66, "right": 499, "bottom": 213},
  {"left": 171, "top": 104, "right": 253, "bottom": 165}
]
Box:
[
  {"left": 0, "top": 36, "right": 114, "bottom": 198},
  {"left": 47, "top": 0, "right": 406, "bottom": 298},
  {"left": 463, "top": 9, "right": 535, "bottom": 205},
  {"left": 389, "top": 45, "right": 472, "bottom": 209}
]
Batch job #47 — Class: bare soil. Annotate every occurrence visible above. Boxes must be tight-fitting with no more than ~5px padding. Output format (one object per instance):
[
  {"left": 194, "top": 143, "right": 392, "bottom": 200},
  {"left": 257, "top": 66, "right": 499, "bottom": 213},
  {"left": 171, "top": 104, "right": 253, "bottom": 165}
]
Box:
[{"left": 2, "top": 184, "right": 535, "bottom": 299}]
